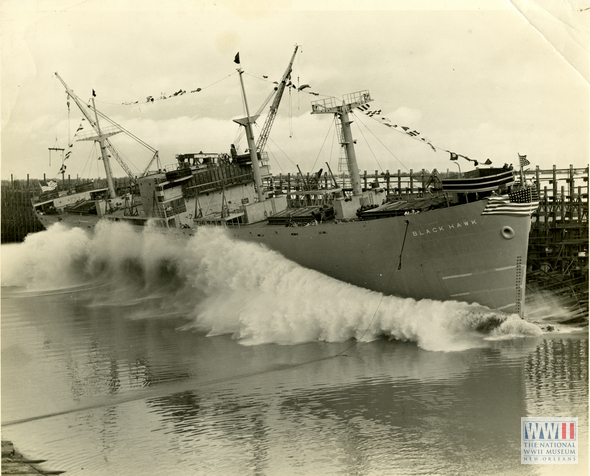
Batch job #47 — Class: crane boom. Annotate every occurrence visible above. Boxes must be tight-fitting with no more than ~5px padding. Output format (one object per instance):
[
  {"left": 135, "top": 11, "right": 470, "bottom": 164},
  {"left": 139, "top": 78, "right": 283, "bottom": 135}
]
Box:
[
  {"left": 55, "top": 73, "right": 97, "bottom": 127},
  {"left": 103, "top": 138, "right": 137, "bottom": 180},
  {"left": 55, "top": 72, "right": 119, "bottom": 196},
  {"left": 255, "top": 45, "right": 299, "bottom": 154},
  {"left": 54, "top": 72, "right": 140, "bottom": 189},
  {"left": 94, "top": 106, "right": 159, "bottom": 176}
]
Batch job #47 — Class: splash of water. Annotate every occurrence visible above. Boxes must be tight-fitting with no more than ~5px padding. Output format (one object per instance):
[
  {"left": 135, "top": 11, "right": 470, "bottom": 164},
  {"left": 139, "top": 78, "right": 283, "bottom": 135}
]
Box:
[{"left": 2, "top": 221, "right": 542, "bottom": 351}]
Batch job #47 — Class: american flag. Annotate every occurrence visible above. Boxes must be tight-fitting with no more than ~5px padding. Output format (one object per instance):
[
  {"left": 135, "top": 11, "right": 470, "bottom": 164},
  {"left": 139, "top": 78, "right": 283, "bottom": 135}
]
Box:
[
  {"left": 482, "top": 187, "right": 539, "bottom": 216},
  {"left": 519, "top": 154, "right": 530, "bottom": 167},
  {"left": 510, "top": 186, "right": 539, "bottom": 202}
]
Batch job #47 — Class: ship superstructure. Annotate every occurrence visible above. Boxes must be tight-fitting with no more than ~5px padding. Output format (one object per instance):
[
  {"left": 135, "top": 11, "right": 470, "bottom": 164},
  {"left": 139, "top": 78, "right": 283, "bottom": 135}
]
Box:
[{"left": 32, "top": 49, "right": 539, "bottom": 316}]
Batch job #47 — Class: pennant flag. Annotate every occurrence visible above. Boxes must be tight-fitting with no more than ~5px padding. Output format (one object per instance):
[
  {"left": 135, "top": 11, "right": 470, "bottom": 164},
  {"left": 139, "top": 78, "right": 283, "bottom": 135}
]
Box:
[
  {"left": 64, "top": 142, "right": 74, "bottom": 160},
  {"left": 122, "top": 85, "right": 200, "bottom": 105},
  {"left": 519, "top": 154, "right": 530, "bottom": 167},
  {"left": 234, "top": 52, "right": 240, "bottom": 64},
  {"left": 420, "top": 137, "right": 436, "bottom": 152},
  {"left": 448, "top": 151, "right": 480, "bottom": 166},
  {"left": 355, "top": 105, "right": 436, "bottom": 151}
]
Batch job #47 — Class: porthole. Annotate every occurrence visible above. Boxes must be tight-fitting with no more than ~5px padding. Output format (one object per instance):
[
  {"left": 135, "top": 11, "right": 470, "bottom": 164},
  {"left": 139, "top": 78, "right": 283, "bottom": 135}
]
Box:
[{"left": 501, "top": 226, "right": 515, "bottom": 240}]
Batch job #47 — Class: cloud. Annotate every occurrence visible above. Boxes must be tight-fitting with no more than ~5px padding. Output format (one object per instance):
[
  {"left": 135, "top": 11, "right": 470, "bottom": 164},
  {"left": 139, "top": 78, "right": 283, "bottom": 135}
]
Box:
[
  {"left": 388, "top": 107, "right": 423, "bottom": 125},
  {"left": 1, "top": 7, "right": 38, "bottom": 130},
  {"left": 1, "top": 3, "right": 587, "bottom": 181}
]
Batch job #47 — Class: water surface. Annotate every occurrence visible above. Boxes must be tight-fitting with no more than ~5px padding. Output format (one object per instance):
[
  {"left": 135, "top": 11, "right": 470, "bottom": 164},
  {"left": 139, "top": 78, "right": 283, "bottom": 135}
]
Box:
[{"left": 2, "top": 223, "right": 587, "bottom": 475}]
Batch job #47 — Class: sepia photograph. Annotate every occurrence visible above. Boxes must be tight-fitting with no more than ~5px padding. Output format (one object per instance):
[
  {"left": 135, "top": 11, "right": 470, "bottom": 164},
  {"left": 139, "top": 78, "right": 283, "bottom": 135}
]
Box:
[{"left": 1, "top": 1, "right": 588, "bottom": 474}]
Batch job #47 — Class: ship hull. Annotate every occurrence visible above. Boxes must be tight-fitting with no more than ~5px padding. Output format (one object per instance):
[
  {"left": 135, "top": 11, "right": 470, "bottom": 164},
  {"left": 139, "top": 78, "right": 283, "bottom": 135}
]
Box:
[
  {"left": 229, "top": 200, "right": 531, "bottom": 315},
  {"left": 34, "top": 199, "right": 531, "bottom": 315}
]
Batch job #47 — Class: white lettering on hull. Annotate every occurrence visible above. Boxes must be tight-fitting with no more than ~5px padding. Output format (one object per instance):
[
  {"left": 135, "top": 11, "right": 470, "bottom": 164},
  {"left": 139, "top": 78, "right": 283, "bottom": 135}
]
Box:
[{"left": 412, "top": 219, "right": 478, "bottom": 237}]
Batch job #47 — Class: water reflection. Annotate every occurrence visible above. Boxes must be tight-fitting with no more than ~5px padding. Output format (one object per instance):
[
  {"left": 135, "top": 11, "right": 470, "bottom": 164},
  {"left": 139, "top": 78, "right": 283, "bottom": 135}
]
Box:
[
  {"left": 2, "top": 288, "right": 587, "bottom": 476},
  {"left": 136, "top": 341, "right": 534, "bottom": 476},
  {"left": 525, "top": 338, "right": 588, "bottom": 412},
  {"left": 524, "top": 337, "right": 589, "bottom": 474}
]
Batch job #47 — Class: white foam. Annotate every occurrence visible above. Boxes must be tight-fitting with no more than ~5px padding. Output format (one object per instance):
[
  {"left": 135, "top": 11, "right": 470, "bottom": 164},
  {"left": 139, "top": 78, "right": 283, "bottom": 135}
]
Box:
[{"left": 1, "top": 221, "right": 543, "bottom": 351}]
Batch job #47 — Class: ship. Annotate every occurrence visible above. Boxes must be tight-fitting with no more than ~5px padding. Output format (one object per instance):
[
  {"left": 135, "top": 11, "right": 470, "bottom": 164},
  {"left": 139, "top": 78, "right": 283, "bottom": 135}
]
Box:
[{"left": 32, "top": 48, "right": 539, "bottom": 317}]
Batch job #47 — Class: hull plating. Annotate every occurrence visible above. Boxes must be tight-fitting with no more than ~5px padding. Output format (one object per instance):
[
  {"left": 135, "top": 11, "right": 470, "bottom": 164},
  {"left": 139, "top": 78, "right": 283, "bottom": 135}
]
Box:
[
  {"left": 34, "top": 199, "right": 531, "bottom": 314},
  {"left": 229, "top": 200, "right": 531, "bottom": 315}
]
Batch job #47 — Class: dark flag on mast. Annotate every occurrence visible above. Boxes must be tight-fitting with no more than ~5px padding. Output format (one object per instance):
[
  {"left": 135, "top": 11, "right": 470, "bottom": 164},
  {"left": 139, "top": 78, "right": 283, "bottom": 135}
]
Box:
[
  {"left": 92, "top": 89, "right": 96, "bottom": 97},
  {"left": 234, "top": 52, "right": 240, "bottom": 64}
]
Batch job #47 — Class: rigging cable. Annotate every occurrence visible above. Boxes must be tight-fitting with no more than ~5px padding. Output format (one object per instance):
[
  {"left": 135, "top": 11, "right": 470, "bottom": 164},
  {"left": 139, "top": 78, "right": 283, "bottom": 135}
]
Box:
[
  {"left": 353, "top": 111, "right": 410, "bottom": 172},
  {"left": 309, "top": 116, "right": 335, "bottom": 173},
  {"left": 352, "top": 103, "right": 482, "bottom": 166},
  {"left": 98, "top": 71, "right": 238, "bottom": 106},
  {"left": 288, "top": 83, "right": 293, "bottom": 138},
  {"left": 67, "top": 94, "right": 71, "bottom": 159},
  {"left": 351, "top": 113, "right": 384, "bottom": 172},
  {"left": 265, "top": 136, "right": 296, "bottom": 168}
]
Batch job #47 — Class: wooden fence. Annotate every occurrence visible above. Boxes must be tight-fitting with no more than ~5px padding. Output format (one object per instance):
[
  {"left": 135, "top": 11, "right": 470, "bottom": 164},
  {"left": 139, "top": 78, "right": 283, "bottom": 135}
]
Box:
[
  {"left": 1, "top": 187, "right": 45, "bottom": 242},
  {"left": 1, "top": 175, "right": 137, "bottom": 243}
]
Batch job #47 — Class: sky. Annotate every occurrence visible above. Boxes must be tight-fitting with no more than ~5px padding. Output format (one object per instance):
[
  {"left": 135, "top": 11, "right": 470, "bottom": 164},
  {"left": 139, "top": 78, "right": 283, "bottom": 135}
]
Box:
[{"left": 1, "top": 0, "right": 588, "bottom": 182}]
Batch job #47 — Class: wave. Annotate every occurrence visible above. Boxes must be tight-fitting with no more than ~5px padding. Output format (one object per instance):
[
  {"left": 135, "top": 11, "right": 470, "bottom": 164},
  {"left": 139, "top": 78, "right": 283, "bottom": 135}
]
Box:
[{"left": 1, "top": 221, "right": 542, "bottom": 351}]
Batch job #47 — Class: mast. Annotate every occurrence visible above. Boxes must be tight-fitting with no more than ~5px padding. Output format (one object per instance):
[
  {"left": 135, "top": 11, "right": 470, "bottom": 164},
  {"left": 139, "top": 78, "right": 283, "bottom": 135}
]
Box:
[
  {"left": 91, "top": 97, "right": 117, "bottom": 197},
  {"left": 518, "top": 153, "right": 527, "bottom": 186},
  {"left": 311, "top": 90, "right": 372, "bottom": 196},
  {"left": 54, "top": 73, "right": 117, "bottom": 198},
  {"left": 232, "top": 48, "right": 300, "bottom": 202},
  {"left": 234, "top": 67, "right": 264, "bottom": 201}
]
